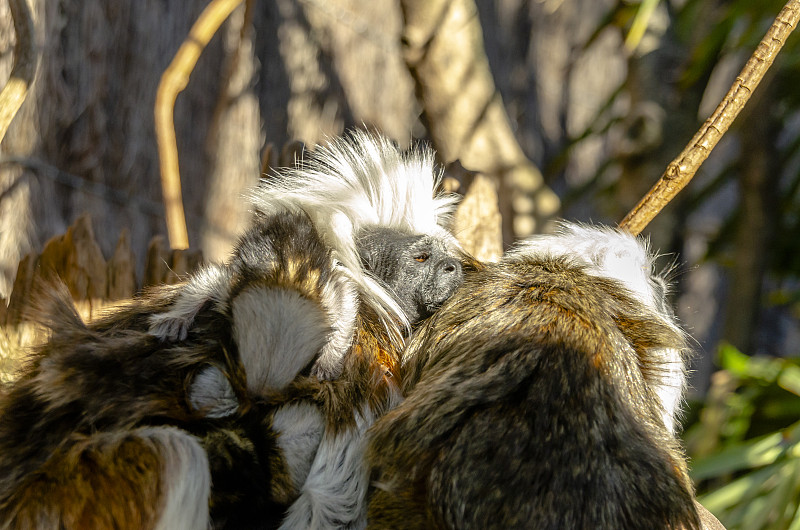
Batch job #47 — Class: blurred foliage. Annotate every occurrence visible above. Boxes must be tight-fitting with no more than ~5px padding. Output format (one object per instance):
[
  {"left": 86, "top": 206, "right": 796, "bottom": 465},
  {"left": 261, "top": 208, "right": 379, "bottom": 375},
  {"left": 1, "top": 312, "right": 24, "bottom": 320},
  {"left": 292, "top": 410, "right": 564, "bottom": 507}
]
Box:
[
  {"left": 565, "top": 0, "right": 800, "bottom": 282},
  {"left": 617, "top": 1, "right": 800, "bottom": 528},
  {"left": 684, "top": 344, "right": 800, "bottom": 529}
]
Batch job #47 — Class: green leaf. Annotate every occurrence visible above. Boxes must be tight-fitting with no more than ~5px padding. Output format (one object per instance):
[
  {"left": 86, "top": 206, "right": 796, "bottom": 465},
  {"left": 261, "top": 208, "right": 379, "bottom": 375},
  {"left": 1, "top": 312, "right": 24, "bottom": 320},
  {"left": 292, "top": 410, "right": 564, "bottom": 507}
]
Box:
[
  {"left": 699, "top": 465, "right": 778, "bottom": 514},
  {"left": 718, "top": 343, "right": 749, "bottom": 375},
  {"left": 625, "top": 0, "right": 660, "bottom": 51},
  {"left": 690, "top": 432, "right": 787, "bottom": 481},
  {"left": 788, "top": 500, "right": 800, "bottom": 530},
  {"left": 740, "top": 460, "right": 800, "bottom": 529},
  {"left": 779, "top": 365, "right": 800, "bottom": 397}
]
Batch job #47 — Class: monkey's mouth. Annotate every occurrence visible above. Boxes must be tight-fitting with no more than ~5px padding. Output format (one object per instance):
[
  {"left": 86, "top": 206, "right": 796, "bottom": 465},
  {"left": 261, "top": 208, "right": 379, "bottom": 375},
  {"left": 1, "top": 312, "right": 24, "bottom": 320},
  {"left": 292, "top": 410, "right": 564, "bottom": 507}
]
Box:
[{"left": 418, "top": 288, "right": 458, "bottom": 319}]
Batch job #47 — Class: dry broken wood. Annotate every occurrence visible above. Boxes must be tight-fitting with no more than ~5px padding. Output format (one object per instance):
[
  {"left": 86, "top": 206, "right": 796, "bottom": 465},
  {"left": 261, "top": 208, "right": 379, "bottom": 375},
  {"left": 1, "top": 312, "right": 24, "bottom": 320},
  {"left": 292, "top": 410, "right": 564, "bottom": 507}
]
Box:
[
  {"left": 1, "top": 216, "right": 204, "bottom": 381},
  {"left": 619, "top": 0, "right": 800, "bottom": 235},
  {"left": 452, "top": 173, "right": 503, "bottom": 262},
  {"left": 107, "top": 229, "right": 138, "bottom": 302},
  {"left": 2, "top": 217, "right": 202, "bottom": 325}
]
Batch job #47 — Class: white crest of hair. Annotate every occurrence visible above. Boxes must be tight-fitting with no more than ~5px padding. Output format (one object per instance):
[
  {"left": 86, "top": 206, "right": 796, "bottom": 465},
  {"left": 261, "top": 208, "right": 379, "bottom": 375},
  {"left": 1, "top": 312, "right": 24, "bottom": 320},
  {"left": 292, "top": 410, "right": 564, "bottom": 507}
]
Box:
[
  {"left": 249, "top": 129, "right": 460, "bottom": 339},
  {"left": 146, "top": 426, "right": 211, "bottom": 530},
  {"left": 506, "top": 221, "right": 687, "bottom": 433},
  {"left": 279, "top": 388, "right": 404, "bottom": 530}
]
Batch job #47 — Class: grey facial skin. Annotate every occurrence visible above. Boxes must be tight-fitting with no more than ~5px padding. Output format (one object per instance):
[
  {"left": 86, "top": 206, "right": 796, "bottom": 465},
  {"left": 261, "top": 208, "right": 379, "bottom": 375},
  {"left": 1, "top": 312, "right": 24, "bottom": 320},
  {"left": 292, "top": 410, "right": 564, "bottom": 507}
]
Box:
[{"left": 358, "top": 226, "right": 463, "bottom": 324}]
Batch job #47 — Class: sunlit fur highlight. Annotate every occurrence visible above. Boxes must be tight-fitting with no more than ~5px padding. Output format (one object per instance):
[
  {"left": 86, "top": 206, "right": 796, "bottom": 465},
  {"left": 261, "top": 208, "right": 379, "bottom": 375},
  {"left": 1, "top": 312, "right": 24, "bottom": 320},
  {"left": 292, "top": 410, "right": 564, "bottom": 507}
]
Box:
[
  {"left": 249, "top": 129, "right": 460, "bottom": 340},
  {"left": 505, "top": 222, "right": 688, "bottom": 433},
  {"left": 367, "top": 223, "right": 699, "bottom": 529}
]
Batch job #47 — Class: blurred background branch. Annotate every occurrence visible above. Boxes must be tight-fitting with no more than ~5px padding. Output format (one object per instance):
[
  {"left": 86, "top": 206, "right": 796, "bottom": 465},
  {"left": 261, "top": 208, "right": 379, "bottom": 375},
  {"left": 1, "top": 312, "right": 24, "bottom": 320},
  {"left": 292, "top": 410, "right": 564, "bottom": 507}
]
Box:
[
  {"left": 0, "top": 0, "right": 36, "bottom": 144},
  {"left": 155, "top": 0, "right": 244, "bottom": 250}
]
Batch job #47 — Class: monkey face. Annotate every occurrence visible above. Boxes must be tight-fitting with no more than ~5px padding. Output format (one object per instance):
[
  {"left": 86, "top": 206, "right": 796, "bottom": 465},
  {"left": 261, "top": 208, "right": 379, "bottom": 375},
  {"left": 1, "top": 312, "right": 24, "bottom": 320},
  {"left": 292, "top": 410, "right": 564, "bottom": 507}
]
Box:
[
  {"left": 357, "top": 227, "right": 464, "bottom": 324},
  {"left": 398, "top": 234, "right": 463, "bottom": 322}
]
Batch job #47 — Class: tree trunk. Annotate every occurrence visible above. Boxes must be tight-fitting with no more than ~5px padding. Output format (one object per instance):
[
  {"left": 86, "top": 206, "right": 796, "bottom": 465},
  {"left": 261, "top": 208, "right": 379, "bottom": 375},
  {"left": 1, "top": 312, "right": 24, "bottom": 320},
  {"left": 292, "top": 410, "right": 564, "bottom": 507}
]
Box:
[{"left": 0, "top": 0, "right": 418, "bottom": 294}]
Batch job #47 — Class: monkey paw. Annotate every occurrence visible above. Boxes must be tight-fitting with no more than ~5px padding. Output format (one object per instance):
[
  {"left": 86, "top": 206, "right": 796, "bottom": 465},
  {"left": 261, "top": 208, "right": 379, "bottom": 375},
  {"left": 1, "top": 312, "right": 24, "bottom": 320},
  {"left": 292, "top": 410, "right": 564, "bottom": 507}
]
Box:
[
  {"left": 189, "top": 367, "right": 239, "bottom": 418},
  {"left": 148, "top": 313, "right": 193, "bottom": 341}
]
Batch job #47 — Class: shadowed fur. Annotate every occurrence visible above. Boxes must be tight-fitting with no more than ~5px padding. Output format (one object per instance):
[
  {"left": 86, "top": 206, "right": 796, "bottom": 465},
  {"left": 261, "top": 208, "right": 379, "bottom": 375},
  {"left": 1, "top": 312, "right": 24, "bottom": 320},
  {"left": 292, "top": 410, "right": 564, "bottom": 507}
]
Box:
[
  {"left": 366, "top": 224, "right": 701, "bottom": 530},
  {"left": 0, "top": 132, "right": 468, "bottom": 529},
  {"left": 0, "top": 210, "right": 350, "bottom": 529}
]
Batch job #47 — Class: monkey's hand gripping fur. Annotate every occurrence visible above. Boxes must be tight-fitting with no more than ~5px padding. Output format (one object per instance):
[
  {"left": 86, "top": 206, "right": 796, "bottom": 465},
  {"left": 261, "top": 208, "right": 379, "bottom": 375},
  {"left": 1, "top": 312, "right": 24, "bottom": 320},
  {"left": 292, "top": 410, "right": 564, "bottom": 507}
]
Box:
[{"left": 0, "top": 209, "right": 359, "bottom": 529}]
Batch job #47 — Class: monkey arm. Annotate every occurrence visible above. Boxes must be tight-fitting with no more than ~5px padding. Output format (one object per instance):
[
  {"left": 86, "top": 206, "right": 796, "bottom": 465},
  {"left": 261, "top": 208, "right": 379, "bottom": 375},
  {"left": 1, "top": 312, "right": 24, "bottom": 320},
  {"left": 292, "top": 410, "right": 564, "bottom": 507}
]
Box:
[{"left": 148, "top": 263, "right": 233, "bottom": 341}]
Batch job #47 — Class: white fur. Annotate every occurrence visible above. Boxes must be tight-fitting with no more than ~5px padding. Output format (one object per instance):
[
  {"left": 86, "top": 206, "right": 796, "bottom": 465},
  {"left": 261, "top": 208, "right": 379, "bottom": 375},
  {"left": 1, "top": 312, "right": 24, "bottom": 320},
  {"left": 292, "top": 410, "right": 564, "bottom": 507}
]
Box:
[
  {"left": 506, "top": 222, "right": 687, "bottom": 433},
  {"left": 148, "top": 131, "right": 456, "bottom": 358},
  {"left": 650, "top": 348, "right": 685, "bottom": 433},
  {"left": 232, "top": 287, "right": 330, "bottom": 395},
  {"left": 272, "top": 403, "right": 326, "bottom": 491},
  {"left": 251, "top": 130, "right": 461, "bottom": 339},
  {"left": 506, "top": 223, "right": 656, "bottom": 306},
  {"left": 313, "top": 265, "right": 359, "bottom": 380},
  {"left": 146, "top": 427, "right": 211, "bottom": 530},
  {"left": 279, "top": 388, "right": 404, "bottom": 530},
  {"left": 188, "top": 366, "right": 239, "bottom": 418}
]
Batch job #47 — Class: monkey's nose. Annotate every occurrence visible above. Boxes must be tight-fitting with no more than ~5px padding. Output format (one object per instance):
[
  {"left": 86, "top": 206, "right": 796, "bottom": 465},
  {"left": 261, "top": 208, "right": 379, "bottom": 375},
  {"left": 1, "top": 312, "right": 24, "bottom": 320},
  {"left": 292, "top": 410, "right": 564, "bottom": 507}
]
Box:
[{"left": 439, "top": 257, "right": 461, "bottom": 275}]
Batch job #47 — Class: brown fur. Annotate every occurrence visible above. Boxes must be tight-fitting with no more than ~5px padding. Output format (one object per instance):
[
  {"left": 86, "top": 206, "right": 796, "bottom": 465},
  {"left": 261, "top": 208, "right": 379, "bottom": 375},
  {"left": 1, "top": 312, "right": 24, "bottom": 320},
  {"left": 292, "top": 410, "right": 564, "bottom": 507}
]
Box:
[
  {"left": 0, "top": 210, "right": 340, "bottom": 529},
  {"left": 0, "top": 205, "right": 473, "bottom": 529},
  {"left": 4, "top": 430, "right": 164, "bottom": 529},
  {"left": 367, "top": 257, "right": 701, "bottom": 529}
]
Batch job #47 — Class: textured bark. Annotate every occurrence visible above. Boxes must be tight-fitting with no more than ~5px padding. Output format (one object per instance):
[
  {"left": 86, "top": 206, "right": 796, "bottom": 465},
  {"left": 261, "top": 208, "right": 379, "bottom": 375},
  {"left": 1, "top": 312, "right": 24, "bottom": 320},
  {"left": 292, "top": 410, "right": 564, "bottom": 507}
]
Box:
[
  {"left": 452, "top": 174, "right": 503, "bottom": 262},
  {"left": 400, "top": 0, "right": 560, "bottom": 243},
  {"left": 0, "top": 0, "right": 418, "bottom": 294},
  {"left": 0, "top": 0, "right": 224, "bottom": 297},
  {"left": 0, "top": 0, "right": 36, "bottom": 144},
  {"left": 202, "top": 2, "right": 261, "bottom": 261}
]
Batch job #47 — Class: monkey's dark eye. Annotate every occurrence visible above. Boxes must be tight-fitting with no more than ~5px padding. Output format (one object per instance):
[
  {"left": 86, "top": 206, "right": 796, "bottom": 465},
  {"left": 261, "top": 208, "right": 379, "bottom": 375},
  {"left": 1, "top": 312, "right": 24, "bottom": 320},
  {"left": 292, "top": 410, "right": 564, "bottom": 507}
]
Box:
[{"left": 414, "top": 253, "right": 429, "bottom": 263}]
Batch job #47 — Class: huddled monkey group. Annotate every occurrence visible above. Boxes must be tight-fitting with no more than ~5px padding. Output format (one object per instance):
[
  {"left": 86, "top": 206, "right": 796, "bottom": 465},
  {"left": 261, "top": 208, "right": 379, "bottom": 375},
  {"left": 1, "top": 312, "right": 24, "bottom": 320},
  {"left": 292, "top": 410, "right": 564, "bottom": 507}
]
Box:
[{"left": 0, "top": 130, "right": 715, "bottom": 529}]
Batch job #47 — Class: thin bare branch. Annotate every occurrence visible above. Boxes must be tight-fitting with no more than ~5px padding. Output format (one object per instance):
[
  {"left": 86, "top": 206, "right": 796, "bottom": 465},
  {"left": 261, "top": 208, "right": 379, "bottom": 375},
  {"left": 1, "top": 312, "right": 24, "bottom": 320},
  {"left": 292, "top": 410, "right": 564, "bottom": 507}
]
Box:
[
  {"left": 0, "top": 0, "right": 37, "bottom": 145},
  {"left": 619, "top": 0, "right": 800, "bottom": 236},
  {"left": 155, "top": 0, "right": 244, "bottom": 250}
]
